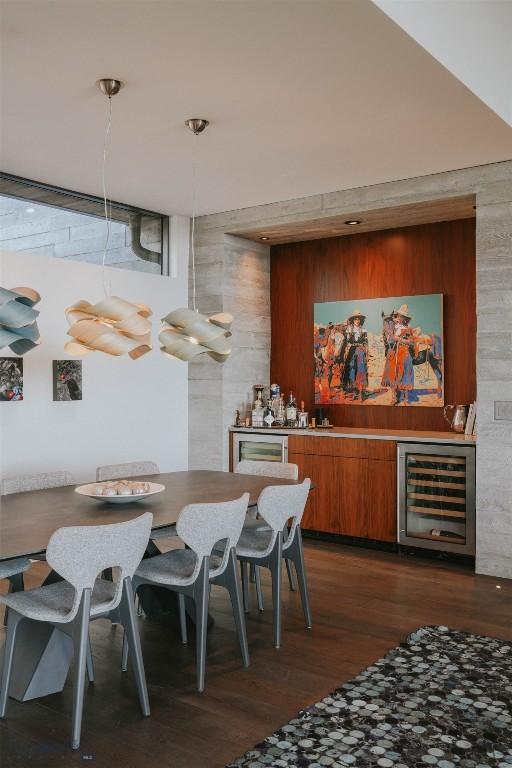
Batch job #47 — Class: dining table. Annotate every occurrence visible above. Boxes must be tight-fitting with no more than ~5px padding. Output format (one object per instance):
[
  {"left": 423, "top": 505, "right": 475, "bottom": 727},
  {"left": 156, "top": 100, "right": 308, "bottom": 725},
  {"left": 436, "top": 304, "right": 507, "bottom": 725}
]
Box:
[{"left": 0, "top": 469, "right": 301, "bottom": 703}]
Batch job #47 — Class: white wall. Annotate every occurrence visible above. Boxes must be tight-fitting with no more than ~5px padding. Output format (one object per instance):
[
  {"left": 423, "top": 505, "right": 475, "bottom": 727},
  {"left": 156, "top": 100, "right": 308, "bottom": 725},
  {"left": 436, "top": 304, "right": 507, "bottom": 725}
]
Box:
[
  {"left": 0, "top": 246, "right": 189, "bottom": 484},
  {"left": 373, "top": 0, "right": 512, "bottom": 126}
]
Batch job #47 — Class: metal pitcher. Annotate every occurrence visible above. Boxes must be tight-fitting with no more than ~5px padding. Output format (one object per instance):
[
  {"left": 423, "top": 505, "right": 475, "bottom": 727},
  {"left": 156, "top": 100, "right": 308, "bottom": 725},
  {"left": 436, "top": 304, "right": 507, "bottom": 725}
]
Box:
[{"left": 443, "top": 404, "right": 467, "bottom": 433}]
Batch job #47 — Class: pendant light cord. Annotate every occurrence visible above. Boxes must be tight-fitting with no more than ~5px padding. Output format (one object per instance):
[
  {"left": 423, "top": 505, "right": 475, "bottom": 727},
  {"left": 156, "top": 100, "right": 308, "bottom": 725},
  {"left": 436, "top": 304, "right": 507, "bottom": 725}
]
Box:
[
  {"left": 191, "top": 133, "right": 198, "bottom": 312},
  {"left": 101, "top": 95, "right": 113, "bottom": 297}
]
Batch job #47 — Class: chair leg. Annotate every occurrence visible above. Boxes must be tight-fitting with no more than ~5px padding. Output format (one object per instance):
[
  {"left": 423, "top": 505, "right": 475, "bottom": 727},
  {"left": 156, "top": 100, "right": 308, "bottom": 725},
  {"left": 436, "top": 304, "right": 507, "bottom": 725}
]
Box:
[
  {"left": 194, "top": 558, "right": 210, "bottom": 693},
  {"left": 71, "top": 590, "right": 91, "bottom": 750},
  {"left": 269, "top": 538, "right": 283, "bottom": 649},
  {"left": 225, "top": 549, "right": 250, "bottom": 667},
  {"left": 288, "top": 532, "right": 312, "bottom": 629},
  {"left": 240, "top": 561, "right": 250, "bottom": 613},
  {"left": 178, "top": 593, "right": 188, "bottom": 644},
  {"left": 0, "top": 610, "right": 22, "bottom": 718},
  {"left": 249, "top": 564, "right": 256, "bottom": 583},
  {"left": 7, "top": 573, "right": 24, "bottom": 593},
  {"left": 285, "top": 558, "right": 296, "bottom": 591},
  {"left": 121, "top": 630, "right": 129, "bottom": 672},
  {"left": 4, "top": 575, "right": 24, "bottom": 627},
  {"left": 119, "top": 579, "right": 150, "bottom": 717},
  {"left": 254, "top": 566, "right": 264, "bottom": 612},
  {"left": 86, "top": 636, "right": 95, "bottom": 684}
]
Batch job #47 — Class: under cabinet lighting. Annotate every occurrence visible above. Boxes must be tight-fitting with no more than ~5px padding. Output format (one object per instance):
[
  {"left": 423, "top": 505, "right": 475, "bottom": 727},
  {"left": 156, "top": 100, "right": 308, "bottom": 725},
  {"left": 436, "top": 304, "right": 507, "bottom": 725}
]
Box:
[{"left": 344, "top": 220, "right": 361, "bottom": 225}]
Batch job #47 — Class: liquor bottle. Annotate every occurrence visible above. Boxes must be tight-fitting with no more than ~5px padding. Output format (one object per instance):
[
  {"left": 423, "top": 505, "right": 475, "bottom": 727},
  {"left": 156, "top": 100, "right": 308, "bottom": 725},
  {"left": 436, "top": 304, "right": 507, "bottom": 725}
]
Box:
[
  {"left": 269, "top": 383, "right": 280, "bottom": 423},
  {"left": 251, "top": 387, "right": 265, "bottom": 428},
  {"left": 274, "top": 393, "right": 286, "bottom": 426},
  {"left": 298, "top": 400, "right": 308, "bottom": 428},
  {"left": 263, "top": 401, "right": 275, "bottom": 428},
  {"left": 286, "top": 392, "right": 298, "bottom": 428}
]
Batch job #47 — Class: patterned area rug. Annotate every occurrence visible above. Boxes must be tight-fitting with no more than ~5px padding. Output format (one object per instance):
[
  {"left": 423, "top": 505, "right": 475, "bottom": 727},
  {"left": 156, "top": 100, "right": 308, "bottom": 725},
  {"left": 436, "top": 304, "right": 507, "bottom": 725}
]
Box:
[{"left": 227, "top": 626, "right": 512, "bottom": 768}]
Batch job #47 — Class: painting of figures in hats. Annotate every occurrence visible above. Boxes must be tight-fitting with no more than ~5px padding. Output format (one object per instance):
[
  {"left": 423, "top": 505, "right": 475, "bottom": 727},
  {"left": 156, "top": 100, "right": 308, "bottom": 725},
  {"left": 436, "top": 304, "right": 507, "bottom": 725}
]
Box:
[
  {"left": 0, "top": 357, "right": 23, "bottom": 401},
  {"left": 53, "top": 360, "right": 82, "bottom": 401},
  {"left": 314, "top": 294, "right": 443, "bottom": 406}
]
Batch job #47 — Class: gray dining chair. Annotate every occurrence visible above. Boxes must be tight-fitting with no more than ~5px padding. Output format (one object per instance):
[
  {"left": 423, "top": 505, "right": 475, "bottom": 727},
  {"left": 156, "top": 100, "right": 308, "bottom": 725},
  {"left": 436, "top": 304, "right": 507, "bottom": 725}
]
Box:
[
  {"left": 0, "top": 471, "right": 76, "bottom": 603},
  {"left": 1, "top": 470, "right": 75, "bottom": 496},
  {"left": 95, "top": 461, "right": 175, "bottom": 542},
  {"left": 235, "top": 459, "right": 299, "bottom": 610},
  {"left": 235, "top": 479, "right": 312, "bottom": 649},
  {"left": 122, "top": 493, "right": 250, "bottom": 693},
  {"left": 0, "top": 512, "right": 153, "bottom": 751}
]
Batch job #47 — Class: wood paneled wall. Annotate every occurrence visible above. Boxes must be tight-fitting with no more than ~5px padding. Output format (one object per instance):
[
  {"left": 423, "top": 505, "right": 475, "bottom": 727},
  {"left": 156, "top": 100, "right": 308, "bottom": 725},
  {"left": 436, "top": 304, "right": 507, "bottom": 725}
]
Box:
[{"left": 270, "top": 219, "right": 476, "bottom": 431}]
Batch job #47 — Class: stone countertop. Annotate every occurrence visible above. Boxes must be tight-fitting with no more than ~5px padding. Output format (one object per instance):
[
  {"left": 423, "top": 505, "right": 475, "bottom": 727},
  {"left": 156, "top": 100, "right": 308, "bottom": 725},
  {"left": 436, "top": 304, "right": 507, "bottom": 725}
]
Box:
[{"left": 229, "top": 426, "right": 476, "bottom": 446}]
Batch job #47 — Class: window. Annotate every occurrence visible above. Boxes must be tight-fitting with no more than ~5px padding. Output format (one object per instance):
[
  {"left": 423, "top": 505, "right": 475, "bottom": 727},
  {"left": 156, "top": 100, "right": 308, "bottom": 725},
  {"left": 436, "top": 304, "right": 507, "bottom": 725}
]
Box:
[{"left": 0, "top": 173, "right": 169, "bottom": 275}]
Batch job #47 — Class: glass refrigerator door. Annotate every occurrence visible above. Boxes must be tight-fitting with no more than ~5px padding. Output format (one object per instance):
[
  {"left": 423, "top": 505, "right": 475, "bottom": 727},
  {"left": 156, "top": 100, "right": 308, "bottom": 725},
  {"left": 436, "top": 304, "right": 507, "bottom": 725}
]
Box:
[
  {"left": 405, "top": 452, "right": 468, "bottom": 547},
  {"left": 239, "top": 440, "right": 283, "bottom": 463}
]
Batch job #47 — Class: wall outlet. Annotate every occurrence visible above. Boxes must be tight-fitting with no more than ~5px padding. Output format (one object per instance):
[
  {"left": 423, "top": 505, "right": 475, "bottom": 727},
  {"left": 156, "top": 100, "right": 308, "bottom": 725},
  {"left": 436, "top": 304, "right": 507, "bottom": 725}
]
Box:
[{"left": 494, "top": 401, "right": 512, "bottom": 422}]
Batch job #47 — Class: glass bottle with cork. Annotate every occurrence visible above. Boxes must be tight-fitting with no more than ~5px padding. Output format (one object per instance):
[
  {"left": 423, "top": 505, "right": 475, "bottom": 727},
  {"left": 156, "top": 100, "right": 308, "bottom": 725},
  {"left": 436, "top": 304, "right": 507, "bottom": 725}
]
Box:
[{"left": 285, "top": 392, "right": 298, "bottom": 428}]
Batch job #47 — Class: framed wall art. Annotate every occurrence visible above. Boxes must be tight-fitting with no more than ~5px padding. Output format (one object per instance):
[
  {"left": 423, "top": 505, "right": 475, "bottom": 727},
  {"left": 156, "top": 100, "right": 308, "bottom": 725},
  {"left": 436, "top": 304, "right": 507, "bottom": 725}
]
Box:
[
  {"left": 0, "top": 357, "right": 24, "bottom": 401},
  {"left": 314, "top": 294, "right": 443, "bottom": 407},
  {"left": 53, "top": 359, "right": 82, "bottom": 401}
]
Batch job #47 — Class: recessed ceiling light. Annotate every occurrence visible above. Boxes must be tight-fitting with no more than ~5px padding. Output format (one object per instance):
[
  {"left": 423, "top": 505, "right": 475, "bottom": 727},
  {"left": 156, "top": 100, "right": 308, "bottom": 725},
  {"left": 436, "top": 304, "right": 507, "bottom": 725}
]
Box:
[
  {"left": 260, "top": 236, "right": 270, "bottom": 241},
  {"left": 344, "top": 219, "right": 361, "bottom": 225},
  {"left": 25, "top": 207, "right": 35, "bottom": 214}
]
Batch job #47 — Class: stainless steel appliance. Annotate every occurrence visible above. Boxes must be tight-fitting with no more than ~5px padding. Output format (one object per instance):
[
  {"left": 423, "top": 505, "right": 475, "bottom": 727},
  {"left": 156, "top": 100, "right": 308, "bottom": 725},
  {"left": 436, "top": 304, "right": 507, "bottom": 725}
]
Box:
[
  {"left": 232, "top": 431, "right": 288, "bottom": 471},
  {"left": 398, "top": 443, "right": 475, "bottom": 556}
]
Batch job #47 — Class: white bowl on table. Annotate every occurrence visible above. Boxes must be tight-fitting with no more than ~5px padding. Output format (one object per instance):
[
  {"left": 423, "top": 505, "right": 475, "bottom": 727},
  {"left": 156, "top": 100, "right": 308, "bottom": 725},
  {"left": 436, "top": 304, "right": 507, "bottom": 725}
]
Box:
[{"left": 75, "top": 481, "right": 165, "bottom": 504}]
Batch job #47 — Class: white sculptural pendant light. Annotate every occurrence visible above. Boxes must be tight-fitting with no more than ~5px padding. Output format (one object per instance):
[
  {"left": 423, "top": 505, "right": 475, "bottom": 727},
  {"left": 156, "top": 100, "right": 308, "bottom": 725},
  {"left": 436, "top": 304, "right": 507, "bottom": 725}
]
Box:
[
  {"left": 64, "top": 78, "right": 152, "bottom": 360},
  {"left": 160, "top": 307, "right": 232, "bottom": 362},
  {"left": 64, "top": 296, "right": 152, "bottom": 359},
  {"left": 159, "top": 118, "right": 233, "bottom": 363},
  {"left": 0, "top": 285, "right": 41, "bottom": 355}
]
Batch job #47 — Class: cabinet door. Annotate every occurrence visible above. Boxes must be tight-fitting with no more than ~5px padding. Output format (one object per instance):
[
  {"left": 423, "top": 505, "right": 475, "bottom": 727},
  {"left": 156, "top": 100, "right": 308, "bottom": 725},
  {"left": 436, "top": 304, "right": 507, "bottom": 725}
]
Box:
[
  {"left": 366, "top": 459, "right": 397, "bottom": 542},
  {"left": 336, "top": 457, "right": 368, "bottom": 538},
  {"left": 290, "top": 448, "right": 398, "bottom": 543},
  {"left": 289, "top": 452, "right": 338, "bottom": 533}
]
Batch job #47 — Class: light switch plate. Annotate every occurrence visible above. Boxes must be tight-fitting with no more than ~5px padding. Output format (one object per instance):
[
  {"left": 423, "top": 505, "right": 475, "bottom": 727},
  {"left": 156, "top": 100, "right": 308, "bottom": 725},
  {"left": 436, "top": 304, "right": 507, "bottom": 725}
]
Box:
[{"left": 494, "top": 401, "right": 512, "bottom": 421}]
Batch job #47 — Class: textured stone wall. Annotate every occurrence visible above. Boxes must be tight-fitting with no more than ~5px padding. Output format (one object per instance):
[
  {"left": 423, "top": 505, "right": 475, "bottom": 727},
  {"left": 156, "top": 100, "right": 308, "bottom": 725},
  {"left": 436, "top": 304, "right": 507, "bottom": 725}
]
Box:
[
  {"left": 475, "top": 181, "right": 512, "bottom": 578},
  {"left": 192, "top": 160, "right": 512, "bottom": 578},
  {"left": 189, "top": 232, "right": 270, "bottom": 470}
]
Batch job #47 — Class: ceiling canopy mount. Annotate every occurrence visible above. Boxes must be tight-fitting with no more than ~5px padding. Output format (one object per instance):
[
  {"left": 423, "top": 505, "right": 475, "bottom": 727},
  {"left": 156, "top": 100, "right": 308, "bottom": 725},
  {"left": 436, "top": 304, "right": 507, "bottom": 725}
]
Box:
[
  {"left": 185, "top": 118, "right": 210, "bottom": 135},
  {"left": 96, "top": 78, "right": 123, "bottom": 98}
]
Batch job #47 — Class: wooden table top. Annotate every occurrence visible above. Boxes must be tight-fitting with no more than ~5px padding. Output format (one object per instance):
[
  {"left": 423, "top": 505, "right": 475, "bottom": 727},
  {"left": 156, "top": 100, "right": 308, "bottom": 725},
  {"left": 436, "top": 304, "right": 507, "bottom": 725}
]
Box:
[{"left": 0, "top": 470, "right": 299, "bottom": 561}]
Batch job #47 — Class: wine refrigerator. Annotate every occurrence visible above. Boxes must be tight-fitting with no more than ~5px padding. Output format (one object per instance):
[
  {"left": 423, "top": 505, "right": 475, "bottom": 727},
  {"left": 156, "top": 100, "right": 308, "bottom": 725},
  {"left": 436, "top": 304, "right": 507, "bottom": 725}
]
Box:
[
  {"left": 232, "top": 432, "right": 288, "bottom": 471},
  {"left": 398, "top": 443, "right": 476, "bottom": 556}
]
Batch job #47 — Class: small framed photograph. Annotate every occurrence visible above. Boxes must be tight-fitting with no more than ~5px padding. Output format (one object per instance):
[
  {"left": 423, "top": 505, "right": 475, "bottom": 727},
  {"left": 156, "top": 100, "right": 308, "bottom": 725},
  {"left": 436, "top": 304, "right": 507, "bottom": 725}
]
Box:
[
  {"left": 53, "top": 360, "right": 82, "bottom": 401},
  {"left": 0, "top": 357, "right": 24, "bottom": 401}
]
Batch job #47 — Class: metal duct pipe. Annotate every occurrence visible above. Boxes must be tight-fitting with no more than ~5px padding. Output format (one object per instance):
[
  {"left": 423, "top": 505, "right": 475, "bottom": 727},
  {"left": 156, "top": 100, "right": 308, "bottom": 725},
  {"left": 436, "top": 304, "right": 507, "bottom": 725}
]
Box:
[{"left": 129, "top": 213, "right": 161, "bottom": 264}]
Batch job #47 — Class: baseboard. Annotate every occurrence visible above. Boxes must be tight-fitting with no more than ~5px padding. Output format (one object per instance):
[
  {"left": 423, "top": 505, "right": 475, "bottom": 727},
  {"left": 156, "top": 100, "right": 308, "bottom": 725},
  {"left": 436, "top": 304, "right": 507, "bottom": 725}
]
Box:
[{"left": 302, "top": 529, "right": 476, "bottom": 567}]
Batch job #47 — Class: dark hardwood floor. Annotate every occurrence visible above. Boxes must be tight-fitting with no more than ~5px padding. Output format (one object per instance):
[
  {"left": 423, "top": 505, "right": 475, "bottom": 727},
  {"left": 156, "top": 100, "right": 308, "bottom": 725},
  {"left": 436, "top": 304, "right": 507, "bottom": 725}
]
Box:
[{"left": 1, "top": 541, "right": 511, "bottom": 767}]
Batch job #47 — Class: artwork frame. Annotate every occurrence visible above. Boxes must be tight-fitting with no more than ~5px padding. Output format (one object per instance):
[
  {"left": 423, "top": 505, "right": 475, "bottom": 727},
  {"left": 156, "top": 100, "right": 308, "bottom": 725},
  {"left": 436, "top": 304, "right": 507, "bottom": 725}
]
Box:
[
  {"left": 314, "top": 293, "right": 444, "bottom": 407},
  {"left": 53, "top": 360, "right": 82, "bottom": 401},
  {"left": 0, "top": 357, "right": 24, "bottom": 401}
]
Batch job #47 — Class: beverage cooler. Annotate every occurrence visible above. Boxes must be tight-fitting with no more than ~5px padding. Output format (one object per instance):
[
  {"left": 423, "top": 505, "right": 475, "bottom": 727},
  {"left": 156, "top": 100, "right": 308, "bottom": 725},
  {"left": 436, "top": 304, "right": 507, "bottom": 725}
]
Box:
[
  {"left": 398, "top": 443, "right": 476, "bottom": 556},
  {"left": 232, "top": 432, "right": 288, "bottom": 470}
]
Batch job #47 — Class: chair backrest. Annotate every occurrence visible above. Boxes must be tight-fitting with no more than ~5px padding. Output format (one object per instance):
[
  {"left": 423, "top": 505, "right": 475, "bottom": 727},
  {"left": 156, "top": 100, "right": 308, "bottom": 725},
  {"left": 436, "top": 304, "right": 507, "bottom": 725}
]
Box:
[
  {"left": 1, "top": 471, "right": 75, "bottom": 496},
  {"left": 177, "top": 493, "right": 249, "bottom": 578},
  {"left": 96, "top": 461, "right": 160, "bottom": 482},
  {"left": 257, "top": 479, "right": 311, "bottom": 544},
  {"left": 235, "top": 459, "right": 298, "bottom": 481},
  {"left": 46, "top": 512, "right": 153, "bottom": 622}
]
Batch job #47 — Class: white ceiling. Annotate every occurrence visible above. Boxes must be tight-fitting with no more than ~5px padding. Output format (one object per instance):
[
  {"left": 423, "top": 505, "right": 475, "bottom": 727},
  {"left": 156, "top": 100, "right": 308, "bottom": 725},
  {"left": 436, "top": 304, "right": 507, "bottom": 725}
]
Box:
[{"left": 1, "top": 0, "right": 511, "bottom": 216}]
